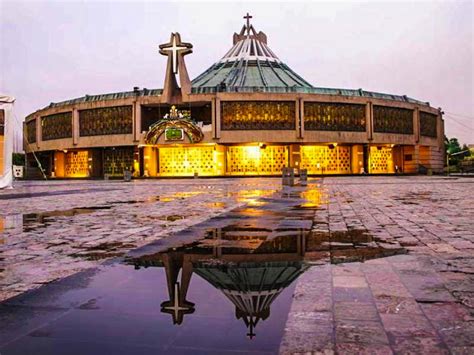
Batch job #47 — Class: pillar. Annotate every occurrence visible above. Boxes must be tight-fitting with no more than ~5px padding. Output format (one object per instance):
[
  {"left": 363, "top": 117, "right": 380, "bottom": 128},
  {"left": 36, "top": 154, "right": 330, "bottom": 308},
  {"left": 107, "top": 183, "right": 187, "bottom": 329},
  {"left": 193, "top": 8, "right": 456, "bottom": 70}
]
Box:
[
  {"left": 143, "top": 146, "right": 158, "bottom": 177},
  {"left": 134, "top": 102, "right": 141, "bottom": 142},
  {"left": 437, "top": 110, "right": 445, "bottom": 162},
  {"left": 366, "top": 102, "right": 373, "bottom": 141},
  {"left": 211, "top": 98, "right": 217, "bottom": 139},
  {"left": 73, "top": 108, "right": 79, "bottom": 145},
  {"left": 414, "top": 107, "right": 420, "bottom": 143},
  {"left": 414, "top": 145, "right": 420, "bottom": 172},
  {"left": 289, "top": 144, "right": 301, "bottom": 169},
  {"left": 351, "top": 145, "right": 364, "bottom": 174},
  {"left": 215, "top": 98, "right": 221, "bottom": 139},
  {"left": 298, "top": 98, "right": 304, "bottom": 139},
  {"left": 36, "top": 115, "right": 41, "bottom": 149}
]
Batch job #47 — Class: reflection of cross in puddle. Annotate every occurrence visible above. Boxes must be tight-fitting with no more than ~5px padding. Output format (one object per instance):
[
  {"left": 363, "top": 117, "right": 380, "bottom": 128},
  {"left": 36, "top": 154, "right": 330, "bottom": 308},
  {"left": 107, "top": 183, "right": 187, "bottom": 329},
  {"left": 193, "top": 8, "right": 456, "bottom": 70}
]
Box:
[
  {"left": 160, "top": 282, "right": 195, "bottom": 325},
  {"left": 132, "top": 224, "right": 406, "bottom": 337},
  {"left": 160, "top": 251, "right": 195, "bottom": 324},
  {"left": 134, "top": 228, "right": 310, "bottom": 337}
]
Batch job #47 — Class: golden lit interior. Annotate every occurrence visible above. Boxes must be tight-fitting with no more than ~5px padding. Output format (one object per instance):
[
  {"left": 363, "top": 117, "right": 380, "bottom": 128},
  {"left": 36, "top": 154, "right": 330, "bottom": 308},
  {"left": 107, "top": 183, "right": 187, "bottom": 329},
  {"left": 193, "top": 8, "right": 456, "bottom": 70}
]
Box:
[
  {"left": 369, "top": 146, "right": 394, "bottom": 174},
  {"left": 158, "top": 145, "right": 224, "bottom": 176},
  {"left": 226, "top": 145, "right": 288, "bottom": 175},
  {"left": 300, "top": 145, "right": 351, "bottom": 174},
  {"left": 64, "top": 151, "right": 89, "bottom": 177}
]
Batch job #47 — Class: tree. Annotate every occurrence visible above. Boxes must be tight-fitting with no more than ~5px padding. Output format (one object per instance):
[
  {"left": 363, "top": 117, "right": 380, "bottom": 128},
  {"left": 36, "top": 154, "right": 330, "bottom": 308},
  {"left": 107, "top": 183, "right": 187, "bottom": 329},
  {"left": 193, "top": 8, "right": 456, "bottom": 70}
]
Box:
[
  {"left": 445, "top": 136, "right": 470, "bottom": 166},
  {"left": 12, "top": 153, "right": 25, "bottom": 166}
]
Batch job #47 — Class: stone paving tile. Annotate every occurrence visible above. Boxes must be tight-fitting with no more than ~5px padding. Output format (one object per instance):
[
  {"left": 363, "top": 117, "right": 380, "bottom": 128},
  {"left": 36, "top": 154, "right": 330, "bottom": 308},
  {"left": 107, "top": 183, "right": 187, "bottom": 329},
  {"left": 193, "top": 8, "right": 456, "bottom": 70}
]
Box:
[
  {"left": 335, "top": 319, "right": 389, "bottom": 345},
  {"left": 381, "top": 313, "right": 439, "bottom": 339},
  {"left": 373, "top": 295, "right": 423, "bottom": 315},
  {"left": 334, "top": 302, "right": 379, "bottom": 322},
  {"left": 333, "top": 287, "right": 374, "bottom": 303},
  {"left": 280, "top": 176, "right": 474, "bottom": 354},
  {"left": 335, "top": 343, "right": 393, "bottom": 355},
  {"left": 2, "top": 176, "right": 474, "bottom": 354},
  {"left": 389, "top": 336, "right": 450, "bottom": 354},
  {"left": 0, "top": 179, "right": 280, "bottom": 301}
]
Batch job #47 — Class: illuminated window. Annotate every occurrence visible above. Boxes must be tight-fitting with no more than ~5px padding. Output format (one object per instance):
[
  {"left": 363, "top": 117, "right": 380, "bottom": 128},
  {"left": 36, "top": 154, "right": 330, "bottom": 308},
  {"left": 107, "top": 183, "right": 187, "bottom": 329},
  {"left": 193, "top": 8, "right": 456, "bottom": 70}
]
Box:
[
  {"left": 300, "top": 145, "right": 351, "bottom": 174},
  {"left": 369, "top": 146, "right": 394, "bottom": 173},
  {"left": 226, "top": 145, "right": 288, "bottom": 175},
  {"left": 221, "top": 101, "right": 295, "bottom": 130},
  {"left": 159, "top": 145, "right": 224, "bottom": 176},
  {"left": 304, "top": 103, "right": 366, "bottom": 132},
  {"left": 65, "top": 151, "right": 89, "bottom": 177}
]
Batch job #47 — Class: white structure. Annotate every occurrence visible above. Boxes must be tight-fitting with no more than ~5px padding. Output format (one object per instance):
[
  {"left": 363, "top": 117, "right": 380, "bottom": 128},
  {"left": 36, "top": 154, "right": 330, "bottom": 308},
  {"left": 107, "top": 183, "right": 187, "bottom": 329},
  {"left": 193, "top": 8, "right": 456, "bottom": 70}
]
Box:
[{"left": 0, "top": 95, "right": 15, "bottom": 189}]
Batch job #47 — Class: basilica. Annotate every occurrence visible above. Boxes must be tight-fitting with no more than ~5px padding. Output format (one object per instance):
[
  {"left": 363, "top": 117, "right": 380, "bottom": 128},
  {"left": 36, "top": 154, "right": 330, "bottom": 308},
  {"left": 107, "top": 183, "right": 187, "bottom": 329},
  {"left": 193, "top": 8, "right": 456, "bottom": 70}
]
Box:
[{"left": 23, "top": 14, "right": 444, "bottom": 178}]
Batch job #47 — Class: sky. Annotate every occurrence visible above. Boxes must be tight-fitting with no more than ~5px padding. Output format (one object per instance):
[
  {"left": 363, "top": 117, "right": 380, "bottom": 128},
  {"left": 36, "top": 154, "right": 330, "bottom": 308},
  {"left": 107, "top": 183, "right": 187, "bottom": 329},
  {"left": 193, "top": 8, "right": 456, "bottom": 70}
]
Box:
[{"left": 1, "top": 0, "right": 473, "bottom": 146}]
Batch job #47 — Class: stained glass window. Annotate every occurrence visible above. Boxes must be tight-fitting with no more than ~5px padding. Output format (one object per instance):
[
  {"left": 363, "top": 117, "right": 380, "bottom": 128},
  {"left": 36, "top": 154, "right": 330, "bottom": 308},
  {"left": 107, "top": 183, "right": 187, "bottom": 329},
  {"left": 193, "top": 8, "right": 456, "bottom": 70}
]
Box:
[
  {"left": 373, "top": 106, "right": 413, "bottom": 134},
  {"left": 26, "top": 120, "right": 37, "bottom": 143},
  {"left": 41, "top": 112, "right": 72, "bottom": 141},
  {"left": 79, "top": 106, "right": 133, "bottom": 136},
  {"left": 304, "top": 102, "right": 366, "bottom": 131},
  {"left": 420, "top": 112, "right": 437, "bottom": 138},
  {"left": 221, "top": 101, "right": 295, "bottom": 130}
]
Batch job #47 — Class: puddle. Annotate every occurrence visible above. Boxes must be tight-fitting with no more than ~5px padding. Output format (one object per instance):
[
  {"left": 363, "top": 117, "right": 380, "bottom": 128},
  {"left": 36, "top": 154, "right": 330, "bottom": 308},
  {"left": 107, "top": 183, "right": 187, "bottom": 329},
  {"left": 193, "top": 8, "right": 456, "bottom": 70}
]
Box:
[
  {"left": 120, "top": 184, "right": 406, "bottom": 342},
  {"left": 21, "top": 206, "right": 113, "bottom": 232},
  {"left": 69, "top": 241, "right": 137, "bottom": 261},
  {"left": 1, "top": 184, "right": 409, "bottom": 353},
  {"left": 125, "top": 223, "right": 406, "bottom": 340},
  {"left": 160, "top": 215, "right": 185, "bottom": 222},
  {"left": 204, "top": 202, "right": 228, "bottom": 209}
]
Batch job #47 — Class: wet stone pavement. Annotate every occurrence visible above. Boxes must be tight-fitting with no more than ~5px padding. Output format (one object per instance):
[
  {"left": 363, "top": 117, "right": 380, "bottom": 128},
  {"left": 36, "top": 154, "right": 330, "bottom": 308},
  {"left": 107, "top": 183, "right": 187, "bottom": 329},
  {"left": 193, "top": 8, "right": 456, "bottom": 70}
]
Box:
[
  {"left": 0, "top": 179, "right": 278, "bottom": 301},
  {"left": 0, "top": 176, "right": 473, "bottom": 354}
]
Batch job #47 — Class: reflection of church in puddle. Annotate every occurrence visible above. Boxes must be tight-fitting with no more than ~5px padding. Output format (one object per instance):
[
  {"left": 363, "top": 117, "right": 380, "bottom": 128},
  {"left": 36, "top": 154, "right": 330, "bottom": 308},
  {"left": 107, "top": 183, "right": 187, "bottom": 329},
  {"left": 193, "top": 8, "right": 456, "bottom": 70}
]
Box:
[{"left": 131, "top": 227, "right": 405, "bottom": 338}]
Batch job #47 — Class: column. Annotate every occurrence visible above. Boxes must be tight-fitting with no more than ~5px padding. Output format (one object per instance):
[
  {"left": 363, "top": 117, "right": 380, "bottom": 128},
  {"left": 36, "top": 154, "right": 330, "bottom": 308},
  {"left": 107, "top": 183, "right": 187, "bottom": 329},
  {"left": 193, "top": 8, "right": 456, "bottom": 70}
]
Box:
[
  {"left": 299, "top": 99, "right": 305, "bottom": 139},
  {"left": 414, "top": 107, "right": 420, "bottom": 143},
  {"left": 413, "top": 144, "right": 420, "bottom": 172},
  {"left": 295, "top": 99, "right": 301, "bottom": 139},
  {"left": 437, "top": 111, "right": 444, "bottom": 149},
  {"left": 134, "top": 102, "right": 141, "bottom": 142},
  {"left": 36, "top": 115, "right": 41, "bottom": 149},
  {"left": 366, "top": 102, "right": 373, "bottom": 141},
  {"left": 72, "top": 108, "right": 79, "bottom": 145},
  {"left": 211, "top": 98, "right": 217, "bottom": 139},
  {"left": 215, "top": 98, "right": 221, "bottom": 139}
]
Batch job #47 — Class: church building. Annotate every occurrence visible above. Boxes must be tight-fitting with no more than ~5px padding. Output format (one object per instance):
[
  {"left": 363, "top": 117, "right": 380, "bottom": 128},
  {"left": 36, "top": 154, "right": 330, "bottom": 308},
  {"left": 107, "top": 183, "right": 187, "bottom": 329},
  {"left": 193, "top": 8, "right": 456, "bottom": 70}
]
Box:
[{"left": 23, "top": 14, "right": 445, "bottom": 178}]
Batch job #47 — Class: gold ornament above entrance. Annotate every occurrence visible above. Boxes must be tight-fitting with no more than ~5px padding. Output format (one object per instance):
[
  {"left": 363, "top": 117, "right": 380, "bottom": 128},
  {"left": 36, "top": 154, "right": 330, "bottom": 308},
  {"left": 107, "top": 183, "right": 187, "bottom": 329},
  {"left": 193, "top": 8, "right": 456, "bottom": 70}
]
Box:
[{"left": 145, "top": 106, "right": 204, "bottom": 144}]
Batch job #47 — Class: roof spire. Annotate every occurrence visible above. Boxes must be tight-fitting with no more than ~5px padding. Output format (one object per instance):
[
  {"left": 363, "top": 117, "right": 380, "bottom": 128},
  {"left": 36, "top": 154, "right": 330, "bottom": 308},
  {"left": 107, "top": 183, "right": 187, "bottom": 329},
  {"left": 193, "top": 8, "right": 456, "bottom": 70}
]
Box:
[{"left": 244, "top": 13, "right": 252, "bottom": 35}]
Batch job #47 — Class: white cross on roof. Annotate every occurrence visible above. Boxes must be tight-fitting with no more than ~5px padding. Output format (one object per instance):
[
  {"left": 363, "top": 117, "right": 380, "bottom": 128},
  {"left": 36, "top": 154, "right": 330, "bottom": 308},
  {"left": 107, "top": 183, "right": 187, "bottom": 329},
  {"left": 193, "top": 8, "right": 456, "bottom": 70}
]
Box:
[{"left": 161, "top": 34, "right": 189, "bottom": 74}]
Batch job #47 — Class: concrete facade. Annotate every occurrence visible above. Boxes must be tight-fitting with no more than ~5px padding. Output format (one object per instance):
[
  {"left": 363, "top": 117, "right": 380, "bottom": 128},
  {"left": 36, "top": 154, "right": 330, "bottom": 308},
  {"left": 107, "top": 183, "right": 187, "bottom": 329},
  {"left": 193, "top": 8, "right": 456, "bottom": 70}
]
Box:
[{"left": 23, "top": 92, "right": 445, "bottom": 177}]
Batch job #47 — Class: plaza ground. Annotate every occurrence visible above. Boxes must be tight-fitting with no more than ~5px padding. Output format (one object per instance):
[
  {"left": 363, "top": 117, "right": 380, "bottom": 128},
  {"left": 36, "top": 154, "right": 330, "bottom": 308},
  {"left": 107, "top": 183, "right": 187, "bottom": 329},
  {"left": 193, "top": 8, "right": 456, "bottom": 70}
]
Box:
[{"left": 0, "top": 176, "right": 473, "bottom": 354}]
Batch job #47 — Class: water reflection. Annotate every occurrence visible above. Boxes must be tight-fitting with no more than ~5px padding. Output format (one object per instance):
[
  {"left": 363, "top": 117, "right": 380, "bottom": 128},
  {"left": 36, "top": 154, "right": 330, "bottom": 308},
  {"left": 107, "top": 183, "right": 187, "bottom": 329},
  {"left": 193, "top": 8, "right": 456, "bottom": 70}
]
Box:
[
  {"left": 129, "top": 226, "right": 406, "bottom": 338},
  {"left": 0, "top": 214, "right": 24, "bottom": 239},
  {"left": 21, "top": 207, "right": 112, "bottom": 232}
]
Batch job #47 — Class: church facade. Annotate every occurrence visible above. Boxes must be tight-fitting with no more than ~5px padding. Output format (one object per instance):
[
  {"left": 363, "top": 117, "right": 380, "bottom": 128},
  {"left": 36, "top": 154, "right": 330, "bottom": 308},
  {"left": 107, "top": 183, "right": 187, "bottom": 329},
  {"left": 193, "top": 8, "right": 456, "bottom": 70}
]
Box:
[{"left": 23, "top": 15, "right": 445, "bottom": 178}]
